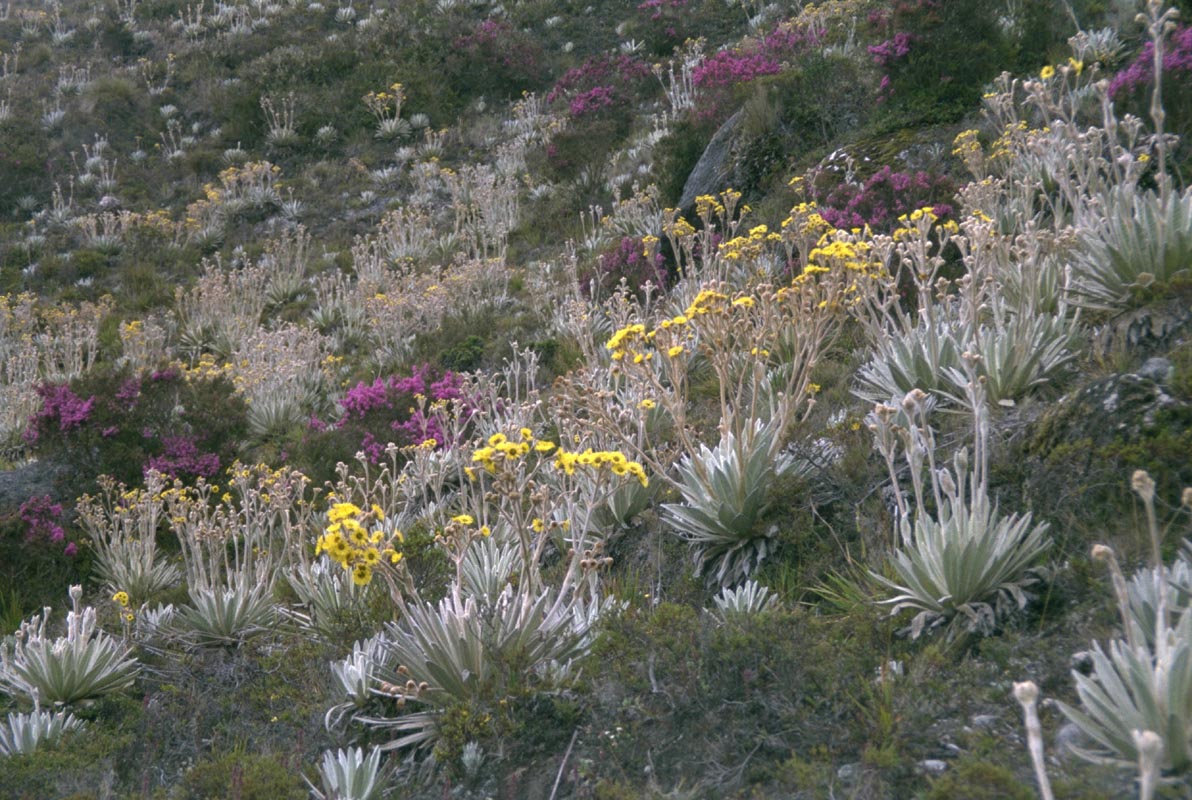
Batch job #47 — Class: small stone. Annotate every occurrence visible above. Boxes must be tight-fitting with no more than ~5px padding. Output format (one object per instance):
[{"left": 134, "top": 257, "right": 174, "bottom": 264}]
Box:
[
  {"left": 1070, "top": 650, "right": 1094, "bottom": 673},
  {"left": 970, "top": 714, "right": 999, "bottom": 729},
  {"left": 836, "top": 763, "right": 860, "bottom": 782},
  {"left": 1137, "top": 357, "right": 1174, "bottom": 384},
  {"left": 1055, "top": 722, "right": 1092, "bottom": 761},
  {"left": 919, "top": 759, "right": 948, "bottom": 775}
]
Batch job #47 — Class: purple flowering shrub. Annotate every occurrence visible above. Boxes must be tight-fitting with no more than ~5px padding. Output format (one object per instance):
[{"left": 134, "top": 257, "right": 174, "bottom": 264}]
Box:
[
  {"left": 18, "top": 495, "right": 76, "bottom": 558},
  {"left": 1109, "top": 25, "right": 1192, "bottom": 162},
  {"left": 23, "top": 365, "right": 248, "bottom": 492},
  {"left": 547, "top": 54, "right": 652, "bottom": 120},
  {"left": 24, "top": 384, "right": 96, "bottom": 439},
  {"left": 541, "top": 53, "right": 654, "bottom": 177},
  {"left": 627, "top": 0, "right": 742, "bottom": 56},
  {"left": 691, "top": 21, "right": 820, "bottom": 122},
  {"left": 806, "top": 163, "right": 956, "bottom": 232},
  {"left": 580, "top": 236, "right": 668, "bottom": 299},
  {"left": 1, "top": 492, "right": 86, "bottom": 619},
  {"left": 304, "top": 364, "right": 468, "bottom": 467},
  {"left": 450, "top": 18, "right": 548, "bottom": 98}
]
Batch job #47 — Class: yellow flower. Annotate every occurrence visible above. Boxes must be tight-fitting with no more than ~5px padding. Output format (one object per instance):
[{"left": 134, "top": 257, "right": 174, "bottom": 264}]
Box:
[
  {"left": 534, "top": 440, "right": 556, "bottom": 453},
  {"left": 554, "top": 450, "right": 578, "bottom": 475},
  {"left": 639, "top": 399, "right": 656, "bottom": 410},
  {"left": 531, "top": 518, "right": 545, "bottom": 533},
  {"left": 451, "top": 514, "right": 474, "bottom": 525},
  {"left": 112, "top": 591, "right": 130, "bottom": 607},
  {"left": 667, "top": 345, "right": 684, "bottom": 358},
  {"left": 328, "top": 502, "right": 362, "bottom": 523},
  {"left": 351, "top": 564, "right": 372, "bottom": 586},
  {"left": 363, "top": 547, "right": 381, "bottom": 566},
  {"left": 627, "top": 462, "right": 648, "bottom": 487},
  {"left": 519, "top": 427, "right": 533, "bottom": 440},
  {"left": 480, "top": 525, "right": 491, "bottom": 537},
  {"left": 370, "top": 504, "right": 385, "bottom": 521},
  {"left": 1040, "top": 65, "right": 1055, "bottom": 80}
]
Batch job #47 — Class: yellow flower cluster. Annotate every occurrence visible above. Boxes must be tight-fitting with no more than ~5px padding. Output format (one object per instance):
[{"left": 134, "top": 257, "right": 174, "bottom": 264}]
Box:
[
  {"left": 315, "top": 502, "right": 403, "bottom": 586},
  {"left": 363, "top": 82, "right": 405, "bottom": 119},
  {"left": 718, "top": 224, "right": 782, "bottom": 262},
  {"left": 603, "top": 286, "right": 757, "bottom": 362},
  {"left": 989, "top": 120, "right": 1028, "bottom": 162},
  {"left": 554, "top": 448, "right": 648, "bottom": 486},
  {"left": 891, "top": 206, "right": 960, "bottom": 242},
  {"left": 469, "top": 430, "right": 647, "bottom": 487},
  {"left": 470, "top": 429, "right": 556, "bottom": 472},
  {"left": 172, "top": 353, "right": 237, "bottom": 383},
  {"left": 694, "top": 194, "right": 725, "bottom": 218},
  {"left": 780, "top": 202, "right": 833, "bottom": 239}
]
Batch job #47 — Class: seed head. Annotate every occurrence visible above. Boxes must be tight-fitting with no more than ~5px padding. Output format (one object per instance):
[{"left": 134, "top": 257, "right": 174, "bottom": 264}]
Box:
[{"left": 1131, "top": 470, "right": 1155, "bottom": 504}]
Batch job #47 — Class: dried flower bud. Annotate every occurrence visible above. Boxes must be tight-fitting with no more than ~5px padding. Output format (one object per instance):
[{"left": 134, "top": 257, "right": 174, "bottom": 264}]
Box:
[
  {"left": 418, "top": 681, "right": 429, "bottom": 693},
  {"left": 1131, "top": 470, "right": 1155, "bottom": 504},
  {"left": 1091, "top": 544, "right": 1114, "bottom": 562},
  {"left": 69, "top": 585, "right": 83, "bottom": 603},
  {"left": 1181, "top": 487, "right": 1192, "bottom": 510},
  {"left": 901, "top": 388, "right": 927, "bottom": 412},
  {"left": 937, "top": 469, "right": 957, "bottom": 498},
  {"left": 1133, "top": 729, "right": 1163, "bottom": 760},
  {"left": 1013, "top": 680, "right": 1039, "bottom": 706}
]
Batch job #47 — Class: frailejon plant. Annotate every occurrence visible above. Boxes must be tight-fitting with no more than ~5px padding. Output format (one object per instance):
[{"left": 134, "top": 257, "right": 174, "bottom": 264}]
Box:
[
  {"left": 1125, "top": 540, "right": 1192, "bottom": 647},
  {"left": 175, "top": 581, "right": 277, "bottom": 647},
  {"left": 662, "top": 416, "right": 792, "bottom": 587},
  {"left": 161, "top": 464, "right": 317, "bottom": 645},
  {"left": 309, "top": 746, "right": 387, "bottom": 800},
  {"left": 0, "top": 586, "right": 139, "bottom": 706},
  {"left": 868, "top": 385, "right": 1051, "bottom": 639},
  {"left": 0, "top": 705, "right": 82, "bottom": 757},
  {"left": 710, "top": 578, "right": 779, "bottom": 622},
  {"left": 1073, "top": 184, "right": 1192, "bottom": 308},
  {"left": 1054, "top": 474, "right": 1192, "bottom": 776},
  {"left": 321, "top": 422, "right": 636, "bottom": 752},
  {"left": 368, "top": 584, "right": 601, "bottom": 751},
  {"left": 75, "top": 473, "right": 181, "bottom": 607},
  {"left": 325, "top": 634, "right": 391, "bottom": 728}
]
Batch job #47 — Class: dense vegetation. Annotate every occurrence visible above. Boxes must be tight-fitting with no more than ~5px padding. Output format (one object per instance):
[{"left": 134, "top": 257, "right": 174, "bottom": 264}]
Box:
[{"left": 2, "top": 0, "right": 1192, "bottom": 797}]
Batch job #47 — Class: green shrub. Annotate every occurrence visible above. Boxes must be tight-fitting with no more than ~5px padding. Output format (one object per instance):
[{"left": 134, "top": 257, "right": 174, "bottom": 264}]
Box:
[
  {"left": 178, "top": 749, "right": 307, "bottom": 800},
  {"left": 923, "top": 758, "right": 1035, "bottom": 800},
  {"left": 867, "top": 0, "right": 1015, "bottom": 126}
]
